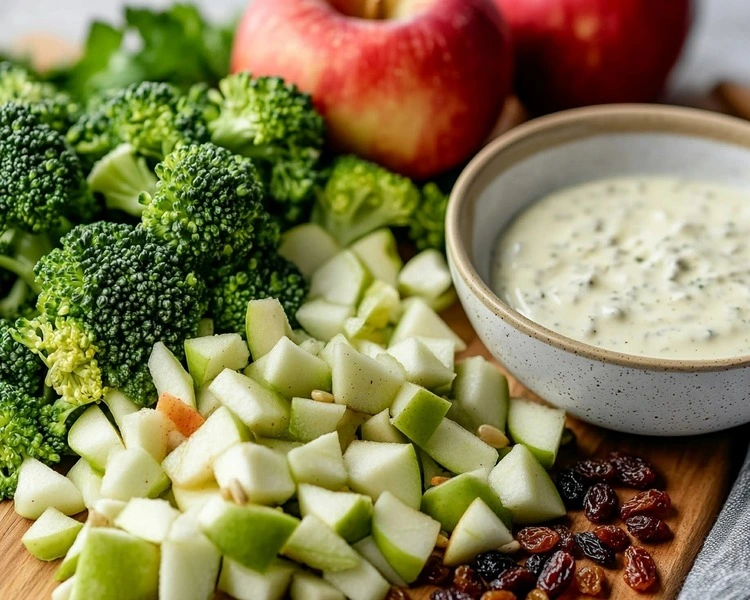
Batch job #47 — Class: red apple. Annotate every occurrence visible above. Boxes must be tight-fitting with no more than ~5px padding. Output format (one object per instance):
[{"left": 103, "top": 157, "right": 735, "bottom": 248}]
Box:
[
  {"left": 231, "top": 0, "right": 513, "bottom": 179},
  {"left": 495, "top": 0, "right": 692, "bottom": 113}
]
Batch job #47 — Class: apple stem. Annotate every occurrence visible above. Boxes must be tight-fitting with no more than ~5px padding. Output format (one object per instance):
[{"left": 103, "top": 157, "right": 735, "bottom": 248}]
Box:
[{"left": 364, "top": 0, "right": 386, "bottom": 20}]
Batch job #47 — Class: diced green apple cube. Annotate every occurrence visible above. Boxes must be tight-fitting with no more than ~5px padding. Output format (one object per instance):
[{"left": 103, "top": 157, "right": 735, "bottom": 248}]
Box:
[
  {"left": 355, "top": 339, "right": 387, "bottom": 360},
  {"left": 279, "top": 223, "right": 341, "bottom": 278},
  {"left": 352, "top": 536, "right": 407, "bottom": 587},
  {"left": 66, "top": 458, "right": 103, "bottom": 509},
  {"left": 349, "top": 228, "right": 403, "bottom": 288},
  {"left": 172, "top": 483, "right": 222, "bottom": 513},
  {"left": 199, "top": 497, "right": 299, "bottom": 572},
  {"left": 320, "top": 334, "right": 353, "bottom": 367},
  {"left": 361, "top": 409, "right": 407, "bottom": 444},
  {"left": 390, "top": 298, "right": 466, "bottom": 351},
  {"left": 343, "top": 316, "right": 389, "bottom": 344},
  {"left": 291, "top": 572, "right": 345, "bottom": 600},
  {"left": 450, "top": 356, "right": 509, "bottom": 433},
  {"left": 148, "top": 341, "right": 196, "bottom": 408},
  {"left": 331, "top": 344, "right": 404, "bottom": 414},
  {"left": 323, "top": 555, "right": 390, "bottom": 600},
  {"left": 309, "top": 250, "right": 371, "bottom": 306},
  {"left": 14, "top": 458, "right": 85, "bottom": 519},
  {"left": 372, "top": 491, "right": 440, "bottom": 584},
  {"left": 52, "top": 576, "right": 76, "bottom": 600},
  {"left": 507, "top": 397, "right": 566, "bottom": 468},
  {"left": 22, "top": 507, "right": 83, "bottom": 561},
  {"left": 246, "top": 298, "right": 293, "bottom": 360},
  {"left": 296, "top": 299, "right": 354, "bottom": 342},
  {"left": 300, "top": 337, "right": 326, "bottom": 356},
  {"left": 209, "top": 369, "right": 290, "bottom": 437},
  {"left": 184, "top": 333, "right": 250, "bottom": 387},
  {"left": 103, "top": 390, "right": 139, "bottom": 430},
  {"left": 413, "top": 336, "right": 455, "bottom": 371},
  {"left": 389, "top": 382, "right": 451, "bottom": 445},
  {"left": 92, "top": 498, "right": 126, "bottom": 522},
  {"left": 488, "top": 444, "right": 566, "bottom": 524},
  {"left": 101, "top": 447, "right": 170, "bottom": 501},
  {"left": 67, "top": 405, "right": 124, "bottom": 471},
  {"left": 196, "top": 385, "right": 222, "bottom": 418},
  {"left": 398, "top": 249, "right": 453, "bottom": 301},
  {"left": 255, "top": 438, "right": 303, "bottom": 456},
  {"left": 356, "top": 280, "right": 401, "bottom": 328},
  {"left": 55, "top": 523, "right": 90, "bottom": 581},
  {"left": 287, "top": 431, "right": 347, "bottom": 490},
  {"left": 281, "top": 514, "right": 361, "bottom": 571},
  {"left": 289, "top": 397, "right": 347, "bottom": 442},
  {"left": 218, "top": 558, "right": 296, "bottom": 600},
  {"left": 419, "top": 448, "right": 447, "bottom": 490},
  {"left": 297, "top": 484, "right": 373, "bottom": 543},
  {"left": 420, "top": 418, "right": 498, "bottom": 475},
  {"left": 114, "top": 498, "right": 180, "bottom": 544},
  {"left": 120, "top": 408, "right": 172, "bottom": 463},
  {"left": 343, "top": 441, "right": 422, "bottom": 509},
  {"left": 443, "top": 497, "right": 514, "bottom": 566}
]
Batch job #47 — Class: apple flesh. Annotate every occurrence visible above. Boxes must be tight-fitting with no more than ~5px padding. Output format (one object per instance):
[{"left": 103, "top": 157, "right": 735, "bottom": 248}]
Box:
[
  {"left": 184, "top": 333, "right": 250, "bottom": 387},
  {"left": 232, "top": 0, "right": 512, "bottom": 179},
  {"left": 389, "top": 382, "right": 451, "bottom": 445},
  {"left": 289, "top": 397, "right": 347, "bottom": 442},
  {"left": 443, "top": 497, "right": 513, "bottom": 566},
  {"left": 495, "top": 0, "right": 691, "bottom": 113},
  {"left": 290, "top": 572, "right": 345, "bottom": 600},
  {"left": 100, "top": 447, "right": 170, "bottom": 501},
  {"left": 218, "top": 558, "right": 296, "bottom": 600},
  {"left": 246, "top": 298, "right": 294, "bottom": 360},
  {"left": 15, "top": 458, "right": 85, "bottom": 519},
  {"left": 66, "top": 458, "right": 103, "bottom": 509},
  {"left": 114, "top": 498, "right": 180, "bottom": 544},
  {"left": 120, "top": 408, "right": 173, "bottom": 462},
  {"left": 22, "top": 507, "right": 83, "bottom": 561},
  {"left": 420, "top": 418, "right": 498, "bottom": 475},
  {"left": 331, "top": 344, "right": 404, "bottom": 414},
  {"left": 507, "top": 397, "right": 565, "bottom": 468},
  {"left": 67, "top": 405, "right": 124, "bottom": 471},
  {"left": 297, "top": 484, "right": 373, "bottom": 543},
  {"left": 279, "top": 223, "right": 341, "bottom": 278},
  {"left": 323, "top": 554, "right": 390, "bottom": 600},
  {"left": 281, "top": 514, "right": 361, "bottom": 571},
  {"left": 352, "top": 536, "right": 407, "bottom": 587},
  {"left": 287, "top": 431, "right": 348, "bottom": 490},
  {"left": 148, "top": 341, "right": 196, "bottom": 408}
]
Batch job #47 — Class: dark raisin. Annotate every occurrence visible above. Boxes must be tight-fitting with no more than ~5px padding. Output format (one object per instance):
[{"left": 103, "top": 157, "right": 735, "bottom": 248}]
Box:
[
  {"left": 574, "top": 459, "right": 617, "bottom": 483},
  {"left": 551, "top": 525, "right": 577, "bottom": 554},
  {"left": 623, "top": 546, "right": 658, "bottom": 592},
  {"left": 454, "top": 565, "right": 486, "bottom": 598},
  {"left": 556, "top": 469, "right": 589, "bottom": 509},
  {"left": 620, "top": 489, "right": 672, "bottom": 520},
  {"left": 525, "top": 553, "right": 551, "bottom": 578},
  {"left": 472, "top": 551, "right": 518, "bottom": 582},
  {"left": 626, "top": 515, "right": 673, "bottom": 542},
  {"left": 593, "top": 525, "right": 631, "bottom": 551},
  {"left": 525, "top": 591, "right": 549, "bottom": 600},
  {"left": 480, "top": 592, "right": 518, "bottom": 600},
  {"left": 575, "top": 532, "right": 616, "bottom": 568},
  {"left": 420, "top": 553, "right": 453, "bottom": 586},
  {"left": 431, "top": 590, "right": 474, "bottom": 600},
  {"left": 575, "top": 565, "right": 607, "bottom": 596},
  {"left": 583, "top": 483, "right": 619, "bottom": 523},
  {"left": 537, "top": 551, "right": 575, "bottom": 598},
  {"left": 489, "top": 568, "right": 537, "bottom": 595},
  {"left": 609, "top": 451, "right": 658, "bottom": 489},
  {"left": 517, "top": 527, "right": 560, "bottom": 554}
]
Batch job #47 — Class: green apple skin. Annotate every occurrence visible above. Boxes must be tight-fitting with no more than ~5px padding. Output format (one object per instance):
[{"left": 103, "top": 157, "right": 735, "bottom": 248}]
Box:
[
  {"left": 352, "top": 536, "right": 407, "bottom": 587},
  {"left": 71, "top": 528, "right": 159, "bottom": 600},
  {"left": 199, "top": 498, "right": 299, "bottom": 572},
  {"left": 14, "top": 458, "right": 85, "bottom": 519},
  {"left": 22, "top": 507, "right": 83, "bottom": 561},
  {"left": 290, "top": 572, "right": 345, "bottom": 600},
  {"left": 281, "top": 515, "right": 361, "bottom": 571},
  {"left": 389, "top": 383, "right": 451, "bottom": 446},
  {"left": 246, "top": 298, "right": 293, "bottom": 360},
  {"left": 443, "top": 497, "right": 514, "bottom": 566},
  {"left": 184, "top": 333, "right": 250, "bottom": 388},
  {"left": 55, "top": 523, "right": 89, "bottom": 581},
  {"left": 218, "top": 557, "right": 296, "bottom": 600},
  {"left": 297, "top": 484, "right": 373, "bottom": 543},
  {"left": 323, "top": 555, "right": 390, "bottom": 600},
  {"left": 421, "top": 470, "right": 512, "bottom": 532},
  {"left": 507, "top": 397, "right": 566, "bottom": 468},
  {"left": 67, "top": 405, "right": 124, "bottom": 471}
]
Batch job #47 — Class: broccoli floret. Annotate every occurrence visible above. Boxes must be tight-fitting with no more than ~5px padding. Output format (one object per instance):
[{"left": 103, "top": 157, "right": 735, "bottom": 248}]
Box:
[
  {"left": 0, "top": 380, "right": 69, "bottom": 499},
  {"left": 312, "top": 155, "right": 421, "bottom": 246},
  {"left": 0, "top": 61, "right": 80, "bottom": 132},
  {"left": 16, "top": 221, "right": 207, "bottom": 406},
  {"left": 87, "top": 144, "right": 158, "bottom": 217},
  {"left": 0, "top": 318, "right": 43, "bottom": 395},
  {"left": 408, "top": 182, "right": 449, "bottom": 251},
  {"left": 140, "top": 142, "right": 277, "bottom": 271},
  {"left": 208, "top": 74, "right": 326, "bottom": 226},
  {"left": 0, "top": 103, "right": 96, "bottom": 233},
  {"left": 210, "top": 251, "right": 307, "bottom": 336}
]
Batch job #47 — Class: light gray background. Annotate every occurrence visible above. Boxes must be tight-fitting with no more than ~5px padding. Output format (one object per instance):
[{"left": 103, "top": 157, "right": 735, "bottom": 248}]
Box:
[{"left": 0, "top": 0, "right": 748, "bottom": 102}]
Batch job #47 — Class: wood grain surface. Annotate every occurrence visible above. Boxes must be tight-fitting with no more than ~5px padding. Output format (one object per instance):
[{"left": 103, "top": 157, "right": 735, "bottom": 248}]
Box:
[{"left": 0, "top": 303, "right": 738, "bottom": 600}]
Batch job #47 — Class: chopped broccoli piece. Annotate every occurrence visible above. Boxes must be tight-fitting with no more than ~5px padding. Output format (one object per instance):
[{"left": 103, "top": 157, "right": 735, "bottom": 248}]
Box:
[
  {"left": 408, "top": 182, "right": 449, "bottom": 251},
  {"left": 312, "top": 155, "right": 421, "bottom": 246},
  {"left": 87, "top": 143, "right": 158, "bottom": 217},
  {"left": 0, "top": 103, "right": 96, "bottom": 234},
  {"left": 0, "top": 318, "right": 43, "bottom": 395},
  {"left": 208, "top": 73, "right": 326, "bottom": 226},
  {"left": 140, "top": 142, "right": 276, "bottom": 271},
  {"left": 209, "top": 251, "right": 308, "bottom": 336}
]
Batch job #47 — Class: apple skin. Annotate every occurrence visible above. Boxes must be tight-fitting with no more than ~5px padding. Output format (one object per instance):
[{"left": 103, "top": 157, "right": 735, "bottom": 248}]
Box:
[
  {"left": 495, "top": 0, "right": 691, "bottom": 113},
  {"left": 231, "top": 0, "right": 513, "bottom": 179}
]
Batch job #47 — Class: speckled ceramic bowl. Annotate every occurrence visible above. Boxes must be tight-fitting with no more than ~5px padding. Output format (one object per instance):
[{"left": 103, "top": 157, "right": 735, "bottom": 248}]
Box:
[{"left": 446, "top": 104, "right": 750, "bottom": 435}]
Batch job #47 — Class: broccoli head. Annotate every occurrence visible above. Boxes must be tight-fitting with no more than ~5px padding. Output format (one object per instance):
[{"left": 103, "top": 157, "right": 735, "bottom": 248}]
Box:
[
  {"left": 408, "top": 182, "right": 449, "bottom": 251},
  {"left": 0, "top": 61, "right": 80, "bottom": 132},
  {"left": 208, "top": 73, "right": 326, "bottom": 226},
  {"left": 16, "top": 221, "right": 207, "bottom": 406},
  {"left": 140, "top": 142, "right": 277, "bottom": 271},
  {"left": 0, "top": 318, "right": 43, "bottom": 395},
  {"left": 0, "top": 103, "right": 96, "bottom": 233},
  {"left": 312, "top": 155, "right": 421, "bottom": 247},
  {"left": 0, "top": 380, "right": 69, "bottom": 499},
  {"left": 209, "top": 251, "right": 308, "bottom": 336}
]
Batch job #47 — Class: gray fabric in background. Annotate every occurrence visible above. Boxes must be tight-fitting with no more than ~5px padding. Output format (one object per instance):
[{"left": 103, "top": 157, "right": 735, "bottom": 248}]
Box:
[{"left": 680, "top": 447, "right": 750, "bottom": 599}]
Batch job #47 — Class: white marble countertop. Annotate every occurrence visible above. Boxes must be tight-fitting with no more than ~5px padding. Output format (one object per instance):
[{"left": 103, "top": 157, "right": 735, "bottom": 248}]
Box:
[{"left": 0, "top": 0, "right": 748, "bottom": 100}]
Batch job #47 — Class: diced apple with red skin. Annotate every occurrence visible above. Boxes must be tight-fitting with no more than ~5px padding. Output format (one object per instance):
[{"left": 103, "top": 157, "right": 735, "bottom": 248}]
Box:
[{"left": 157, "top": 392, "right": 205, "bottom": 437}]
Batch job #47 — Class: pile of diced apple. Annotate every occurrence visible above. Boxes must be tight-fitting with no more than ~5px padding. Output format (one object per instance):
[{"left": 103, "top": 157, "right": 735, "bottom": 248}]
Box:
[{"left": 15, "top": 226, "right": 568, "bottom": 600}]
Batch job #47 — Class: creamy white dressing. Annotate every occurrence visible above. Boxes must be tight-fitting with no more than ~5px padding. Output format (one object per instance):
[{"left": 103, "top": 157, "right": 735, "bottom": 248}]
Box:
[{"left": 492, "top": 177, "right": 750, "bottom": 360}]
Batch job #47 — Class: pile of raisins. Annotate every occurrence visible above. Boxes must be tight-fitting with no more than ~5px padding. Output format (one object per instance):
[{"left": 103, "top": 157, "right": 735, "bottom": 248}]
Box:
[{"left": 421, "top": 450, "right": 672, "bottom": 600}]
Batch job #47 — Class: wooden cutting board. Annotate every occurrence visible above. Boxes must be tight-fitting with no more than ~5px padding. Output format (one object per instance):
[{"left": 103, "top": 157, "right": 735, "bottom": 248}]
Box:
[{"left": 0, "top": 303, "right": 737, "bottom": 600}]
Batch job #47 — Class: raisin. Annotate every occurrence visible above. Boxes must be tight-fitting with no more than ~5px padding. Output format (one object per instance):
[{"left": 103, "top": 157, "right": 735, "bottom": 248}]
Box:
[
  {"left": 574, "top": 459, "right": 617, "bottom": 483},
  {"left": 454, "top": 565, "right": 486, "bottom": 598},
  {"left": 537, "top": 551, "right": 575, "bottom": 598},
  {"left": 575, "top": 532, "right": 616, "bottom": 568},
  {"left": 489, "top": 568, "right": 537, "bottom": 595},
  {"left": 583, "top": 483, "right": 619, "bottom": 523},
  {"left": 525, "top": 591, "right": 549, "bottom": 600},
  {"left": 626, "top": 515, "right": 673, "bottom": 542},
  {"left": 593, "top": 525, "right": 631, "bottom": 551},
  {"left": 551, "top": 525, "right": 577, "bottom": 554},
  {"left": 576, "top": 565, "right": 607, "bottom": 596},
  {"left": 432, "top": 591, "right": 474, "bottom": 600},
  {"left": 472, "top": 551, "right": 518, "bottom": 582},
  {"left": 623, "top": 546, "right": 658, "bottom": 592},
  {"left": 480, "top": 592, "right": 518, "bottom": 600},
  {"left": 620, "top": 489, "right": 672, "bottom": 520},
  {"left": 420, "top": 553, "right": 453, "bottom": 586},
  {"left": 556, "top": 469, "right": 589, "bottom": 509},
  {"left": 609, "top": 451, "right": 657, "bottom": 489},
  {"left": 525, "top": 553, "right": 551, "bottom": 578},
  {"left": 517, "top": 527, "right": 561, "bottom": 554},
  {"left": 386, "top": 589, "right": 409, "bottom": 600}
]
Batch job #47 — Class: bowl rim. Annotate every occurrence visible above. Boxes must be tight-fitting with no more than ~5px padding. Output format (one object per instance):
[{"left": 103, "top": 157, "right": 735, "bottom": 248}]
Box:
[{"left": 446, "top": 103, "right": 750, "bottom": 372}]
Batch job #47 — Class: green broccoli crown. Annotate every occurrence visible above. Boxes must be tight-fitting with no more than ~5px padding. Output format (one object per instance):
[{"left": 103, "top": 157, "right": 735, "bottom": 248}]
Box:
[
  {"left": 0, "top": 61, "right": 80, "bottom": 132},
  {"left": 0, "top": 380, "right": 67, "bottom": 499},
  {"left": 0, "top": 103, "right": 95, "bottom": 234},
  {"left": 140, "top": 142, "right": 278, "bottom": 270},
  {"left": 0, "top": 318, "right": 43, "bottom": 395},
  {"left": 312, "top": 155, "right": 421, "bottom": 246},
  {"left": 409, "top": 182, "right": 449, "bottom": 251},
  {"left": 210, "top": 250, "right": 307, "bottom": 336}
]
